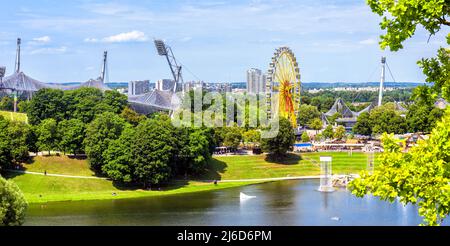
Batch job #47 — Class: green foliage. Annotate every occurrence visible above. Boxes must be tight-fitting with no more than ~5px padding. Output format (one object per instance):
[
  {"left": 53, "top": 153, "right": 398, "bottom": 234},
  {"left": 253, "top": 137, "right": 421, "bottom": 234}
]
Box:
[
  {"left": 215, "top": 126, "right": 243, "bottom": 148},
  {"left": 28, "top": 88, "right": 66, "bottom": 125},
  {"left": 368, "top": 0, "right": 449, "bottom": 100},
  {"left": 328, "top": 112, "right": 342, "bottom": 125},
  {"left": 353, "top": 112, "right": 373, "bottom": 136},
  {"left": 58, "top": 119, "right": 85, "bottom": 155},
  {"left": 297, "top": 104, "right": 320, "bottom": 127},
  {"left": 0, "top": 116, "right": 33, "bottom": 168},
  {"left": 174, "top": 128, "right": 213, "bottom": 175},
  {"left": 36, "top": 118, "right": 58, "bottom": 155},
  {"left": 353, "top": 104, "right": 407, "bottom": 135},
  {"left": 308, "top": 118, "right": 323, "bottom": 132},
  {"left": 322, "top": 125, "right": 334, "bottom": 139},
  {"left": 368, "top": 0, "right": 449, "bottom": 51},
  {"left": 419, "top": 48, "right": 450, "bottom": 101},
  {"left": 349, "top": 109, "right": 450, "bottom": 225},
  {"left": 243, "top": 129, "right": 261, "bottom": 145},
  {"left": 120, "top": 107, "right": 146, "bottom": 126},
  {"left": 102, "top": 125, "right": 136, "bottom": 183},
  {"left": 132, "top": 117, "right": 175, "bottom": 187},
  {"left": 7, "top": 121, "right": 31, "bottom": 163},
  {"left": 0, "top": 176, "right": 28, "bottom": 226},
  {"left": 17, "top": 100, "right": 30, "bottom": 113},
  {"left": 261, "top": 117, "right": 295, "bottom": 158},
  {"left": 301, "top": 131, "right": 310, "bottom": 142},
  {"left": 84, "top": 112, "right": 127, "bottom": 172},
  {"left": 333, "top": 125, "right": 346, "bottom": 140},
  {"left": 0, "top": 96, "right": 14, "bottom": 111}
]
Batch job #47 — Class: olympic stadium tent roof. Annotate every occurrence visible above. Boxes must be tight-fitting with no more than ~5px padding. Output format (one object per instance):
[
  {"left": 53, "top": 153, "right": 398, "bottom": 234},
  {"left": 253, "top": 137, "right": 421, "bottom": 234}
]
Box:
[
  {"left": 324, "top": 98, "right": 356, "bottom": 118},
  {"left": 0, "top": 71, "right": 59, "bottom": 91},
  {"left": 128, "top": 90, "right": 179, "bottom": 115},
  {"left": 63, "top": 78, "right": 111, "bottom": 91}
]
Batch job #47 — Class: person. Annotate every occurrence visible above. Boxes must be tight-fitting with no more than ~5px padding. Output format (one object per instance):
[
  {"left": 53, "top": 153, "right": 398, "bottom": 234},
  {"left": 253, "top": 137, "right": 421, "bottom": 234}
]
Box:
[
  {"left": 213, "top": 180, "right": 218, "bottom": 185},
  {"left": 44, "top": 170, "right": 47, "bottom": 176}
]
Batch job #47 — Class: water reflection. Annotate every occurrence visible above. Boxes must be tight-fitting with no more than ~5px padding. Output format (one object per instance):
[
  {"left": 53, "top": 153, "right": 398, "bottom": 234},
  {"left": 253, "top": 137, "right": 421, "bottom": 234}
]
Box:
[{"left": 25, "top": 179, "right": 449, "bottom": 226}]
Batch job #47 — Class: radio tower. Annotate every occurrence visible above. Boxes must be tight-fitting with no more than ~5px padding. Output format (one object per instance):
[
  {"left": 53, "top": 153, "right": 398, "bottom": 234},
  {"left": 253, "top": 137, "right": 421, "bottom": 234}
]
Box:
[{"left": 378, "top": 57, "right": 386, "bottom": 107}]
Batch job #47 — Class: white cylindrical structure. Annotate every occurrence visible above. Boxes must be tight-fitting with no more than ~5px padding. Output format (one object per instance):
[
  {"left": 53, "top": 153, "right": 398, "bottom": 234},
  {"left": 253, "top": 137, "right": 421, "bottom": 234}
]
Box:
[
  {"left": 378, "top": 57, "right": 386, "bottom": 107},
  {"left": 319, "top": 156, "right": 334, "bottom": 192}
]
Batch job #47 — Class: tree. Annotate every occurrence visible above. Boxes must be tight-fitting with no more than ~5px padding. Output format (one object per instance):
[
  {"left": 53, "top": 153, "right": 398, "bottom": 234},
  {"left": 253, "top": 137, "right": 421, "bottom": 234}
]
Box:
[
  {"left": 322, "top": 125, "right": 334, "bottom": 139},
  {"left": 0, "top": 116, "right": 12, "bottom": 170},
  {"left": 132, "top": 117, "right": 175, "bottom": 187},
  {"left": 84, "top": 112, "right": 127, "bottom": 173},
  {"left": 58, "top": 119, "right": 85, "bottom": 156},
  {"left": 261, "top": 117, "right": 295, "bottom": 158},
  {"left": 102, "top": 125, "right": 136, "bottom": 183},
  {"left": 350, "top": 0, "right": 450, "bottom": 225},
  {"left": 7, "top": 121, "right": 31, "bottom": 163},
  {"left": 222, "top": 127, "right": 243, "bottom": 149},
  {"left": 407, "top": 86, "right": 444, "bottom": 133},
  {"left": 297, "top": 104, "right": 320, "bottom": 127},
  {"left": 370, "top": 104, "right": 407, "bottom": 134},
  {"left": 308, "top": 118, "right": 323, "bottom": 134},
  {"left": 36, "top": 118, "right": 58, "bottom": 155},
  {"left": 350, "top": 110, "right": 450, "bottom": 225},
  {"left": 28, "top": 88, "right": 66, "bottom": 125},
  {"left": 120, "top": 107, "right": 146, "bottom": 126},
  {"left": 17, "top": 100, "right": 31, "bottom": 113},
  {"left": 243, "top": 129, "right": 261, "bottom": 146},
  {"left": 367, "top": 0, "right": 450, "bottom": 100},
  {"left": 103, "top": 90, "right": 128, "bottom": 114},
  {"left": 333, "top": 125, "right": 346, "bottom": 140},
  {"left": 177, "top": 128, "right": 212, "bottom": 175},
  {"left": 63, "top": 87, "right": 104, "bottom": 124},
  {"left": 328, "top": 112, "right": 342, "bottom": 125},
  {"left": 353, "top": 112, "right": 372, "bottom": 136},
  {"left": 301, "top": 131, "right": 310, "bottom": 142},
  {"left": 0, "top": 176, "right": 28, "bottom": 226},
  {"left": 0, "top": 96, "right": 14, "bottom": 111}
]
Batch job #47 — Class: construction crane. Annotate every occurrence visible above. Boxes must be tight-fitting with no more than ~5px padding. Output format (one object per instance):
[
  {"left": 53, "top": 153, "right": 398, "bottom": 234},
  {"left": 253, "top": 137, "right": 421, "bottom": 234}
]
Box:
[{"left": 154, "top": 39, "right": 184, "bottom": 93}]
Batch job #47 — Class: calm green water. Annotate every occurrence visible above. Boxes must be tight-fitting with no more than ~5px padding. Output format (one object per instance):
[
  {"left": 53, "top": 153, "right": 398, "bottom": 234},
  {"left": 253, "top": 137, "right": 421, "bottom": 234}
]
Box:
[{"left": 24, "top": 179, "right": 448, "bottom": 226}]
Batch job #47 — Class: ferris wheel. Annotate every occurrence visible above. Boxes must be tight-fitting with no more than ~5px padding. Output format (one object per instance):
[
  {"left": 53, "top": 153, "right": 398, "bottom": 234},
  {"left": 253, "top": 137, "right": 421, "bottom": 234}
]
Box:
[{"left": 266, "top": 47, "right": 301, "bottom": 127}]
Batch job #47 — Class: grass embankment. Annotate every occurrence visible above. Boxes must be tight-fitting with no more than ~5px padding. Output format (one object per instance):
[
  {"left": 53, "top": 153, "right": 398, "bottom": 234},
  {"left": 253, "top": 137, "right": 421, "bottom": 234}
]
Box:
[
  {"left": 6, "top": 152, "right": 377, "bottom": 204},
  {"left": 0, "top": 110, "right": 28, "bottom": 123}
]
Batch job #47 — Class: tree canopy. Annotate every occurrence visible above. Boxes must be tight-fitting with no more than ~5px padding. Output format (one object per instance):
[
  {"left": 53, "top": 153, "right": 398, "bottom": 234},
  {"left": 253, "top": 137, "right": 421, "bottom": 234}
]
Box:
[{"left": 0, "top": 176, "right": 28, "bottom": 226}]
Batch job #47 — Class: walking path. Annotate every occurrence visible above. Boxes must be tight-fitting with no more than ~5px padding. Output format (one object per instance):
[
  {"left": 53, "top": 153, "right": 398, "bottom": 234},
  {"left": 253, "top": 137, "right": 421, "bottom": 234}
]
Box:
[
  {"left": 6, "top": 169, "right": 108, "bottom": 180},
  {"left": 6, "top": 169, "right": 359, "bottom": 183}
]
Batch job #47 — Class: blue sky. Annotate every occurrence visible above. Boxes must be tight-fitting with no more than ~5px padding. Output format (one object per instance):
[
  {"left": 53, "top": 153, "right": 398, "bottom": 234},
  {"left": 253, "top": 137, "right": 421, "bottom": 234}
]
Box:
[{"left": 0, "top": 0, "right": 447, "bottom": 83}]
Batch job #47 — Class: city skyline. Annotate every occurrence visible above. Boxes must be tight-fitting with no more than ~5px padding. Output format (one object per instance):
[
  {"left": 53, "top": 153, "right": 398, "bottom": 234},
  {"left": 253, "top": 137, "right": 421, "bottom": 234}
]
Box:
[{"left": 0, "top": 0, "right": 448, "bottom": 83}]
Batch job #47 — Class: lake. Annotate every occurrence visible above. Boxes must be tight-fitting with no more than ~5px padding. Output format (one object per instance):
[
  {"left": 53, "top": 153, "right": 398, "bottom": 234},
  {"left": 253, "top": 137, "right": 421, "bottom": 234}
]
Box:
[{"left": 24, "top": 179, "right": 448, "bottom": 226}]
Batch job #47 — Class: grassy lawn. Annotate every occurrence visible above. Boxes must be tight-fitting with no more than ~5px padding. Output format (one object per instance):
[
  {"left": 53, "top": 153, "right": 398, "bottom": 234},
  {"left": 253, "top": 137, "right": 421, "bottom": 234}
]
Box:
[
  {"left": 6, "top": 173, "right": 259, "bottom": 203},
  {"left": 6, "top": 151, "right": 378, "bottom": 204},
  {"left": 22, "top": 155, "right": 95, "bottom": 177},
  {"left": 0, "top": 110, "right": 28, "bottom": 123}
]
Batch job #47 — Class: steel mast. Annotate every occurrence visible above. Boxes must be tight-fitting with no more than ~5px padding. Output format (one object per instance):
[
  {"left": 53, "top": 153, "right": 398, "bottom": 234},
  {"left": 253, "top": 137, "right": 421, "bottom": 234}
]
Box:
[
  {"left": 154, "top": 40, "right": 184, "bottom": 93},
  {"left": 100, "top": 51, "right": 107, "bottom": 83},
  {"left": 14, "top": 38, "right": 21, "bottom": 73},
  {"left": 378, "top": 57, "right": 386, "bottom": 107}
]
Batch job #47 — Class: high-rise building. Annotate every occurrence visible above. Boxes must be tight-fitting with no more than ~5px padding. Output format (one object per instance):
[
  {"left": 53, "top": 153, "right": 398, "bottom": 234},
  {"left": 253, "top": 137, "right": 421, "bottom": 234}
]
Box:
[
  {"left": 156, "top": 79, "right": 176, "bottom": 91},
  {"left": 128, "top": 80, "right": 150, "bottom": 96},
  {"left": 246, "top": 68, "right": 266, "bottom": 94}
]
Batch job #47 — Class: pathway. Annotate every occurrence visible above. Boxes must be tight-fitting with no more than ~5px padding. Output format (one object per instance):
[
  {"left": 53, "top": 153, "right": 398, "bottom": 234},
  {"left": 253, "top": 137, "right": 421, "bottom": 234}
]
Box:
[{"left": 6, "top": 169, "right": 108, "bottom": 180}]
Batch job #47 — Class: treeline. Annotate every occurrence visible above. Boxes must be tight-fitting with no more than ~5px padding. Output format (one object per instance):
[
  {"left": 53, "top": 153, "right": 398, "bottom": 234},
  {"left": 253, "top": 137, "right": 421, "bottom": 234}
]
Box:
[
  {"left": 0, "top": 87, "right": 219, "bottom": 188},
  {"left": 301, "top": 89, "right": 413, "bottom": 112},
  {"left": 353, "top": 87, "right": 444, "bottom": 135}
]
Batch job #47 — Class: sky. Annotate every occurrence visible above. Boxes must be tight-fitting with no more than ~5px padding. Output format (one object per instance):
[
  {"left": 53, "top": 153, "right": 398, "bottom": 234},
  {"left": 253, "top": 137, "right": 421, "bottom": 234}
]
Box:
[{"left": 0, "top": 0, "right": 448, "bottom": 83}]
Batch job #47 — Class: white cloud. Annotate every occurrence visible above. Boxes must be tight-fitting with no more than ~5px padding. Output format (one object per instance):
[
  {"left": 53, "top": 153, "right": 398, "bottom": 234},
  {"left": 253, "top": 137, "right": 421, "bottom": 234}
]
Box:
[
  {"left": 30, "top": 46, "right": 67, "bottom": 55},
  {"left": 33, "top": 36, "right": 51, "bottom": 43},
  {"left": 359, "top": 38, "right": 377, "bottom": 45},
  {"left": 85, "top": 31, "right": 148, "bottom": 43}
]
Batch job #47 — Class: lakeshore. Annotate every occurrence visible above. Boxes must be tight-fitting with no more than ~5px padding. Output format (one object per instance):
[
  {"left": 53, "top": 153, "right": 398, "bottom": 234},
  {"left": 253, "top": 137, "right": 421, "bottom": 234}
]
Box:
[{"left": 5, "top": 152, "right": 376, "bottom": 204}]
